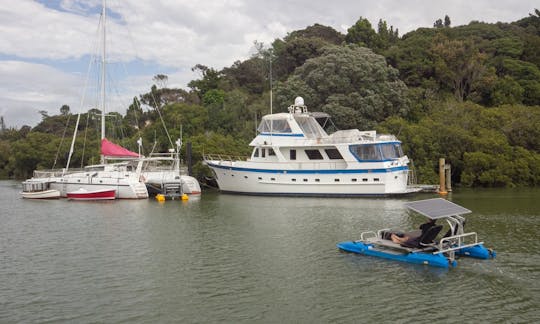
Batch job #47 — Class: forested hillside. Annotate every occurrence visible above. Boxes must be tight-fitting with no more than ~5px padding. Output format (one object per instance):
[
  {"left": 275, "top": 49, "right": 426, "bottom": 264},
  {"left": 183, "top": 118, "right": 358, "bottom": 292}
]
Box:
[{"left": 1, "top": 11, "right": 539, "bottom": 187}]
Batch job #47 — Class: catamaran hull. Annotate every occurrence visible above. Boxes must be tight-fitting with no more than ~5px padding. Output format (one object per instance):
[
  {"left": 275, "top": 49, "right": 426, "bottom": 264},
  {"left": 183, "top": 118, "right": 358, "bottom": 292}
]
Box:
[
  {"left": 337, "top": 241, "right": 456, "bottom": 268},
  {"left": 44, "top": 177, "right": 148, "bottom": 199},
  {"left": 455, "top": 244, "right": 496, "bottom": 259},
  {"left": 207, "top": 162, "right": 413, "bottom": 197}
]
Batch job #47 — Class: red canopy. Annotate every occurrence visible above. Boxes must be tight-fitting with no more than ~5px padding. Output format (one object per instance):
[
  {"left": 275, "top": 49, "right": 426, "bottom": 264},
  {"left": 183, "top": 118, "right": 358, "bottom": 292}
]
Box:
[{"left": 101, "top": 138, "right": 140, "bottom": 158}]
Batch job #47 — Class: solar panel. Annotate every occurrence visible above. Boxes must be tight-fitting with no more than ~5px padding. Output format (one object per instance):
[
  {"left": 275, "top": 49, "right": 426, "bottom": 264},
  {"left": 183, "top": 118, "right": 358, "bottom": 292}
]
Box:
[{"left": 405, "top": 198, "right": 471, "bottom": 219}]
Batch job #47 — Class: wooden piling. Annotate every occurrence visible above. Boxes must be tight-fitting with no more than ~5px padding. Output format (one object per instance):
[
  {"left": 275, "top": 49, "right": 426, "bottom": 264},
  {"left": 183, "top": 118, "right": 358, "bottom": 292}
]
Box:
[
  {"left": 439, "top": 158, "right": 448, "bottom": 195},
  {"left": 445, "top": 163, "right": 452, "bottom": 192}
]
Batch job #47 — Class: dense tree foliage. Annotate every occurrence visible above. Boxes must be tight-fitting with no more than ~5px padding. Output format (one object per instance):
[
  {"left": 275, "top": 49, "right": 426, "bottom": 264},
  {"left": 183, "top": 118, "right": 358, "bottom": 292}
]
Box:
[
  {"left": 1, "top": 10, "right": 540, "bottom": 187},
  {"left": 274, "top": 45, "right": 409, "bottom": 129}
]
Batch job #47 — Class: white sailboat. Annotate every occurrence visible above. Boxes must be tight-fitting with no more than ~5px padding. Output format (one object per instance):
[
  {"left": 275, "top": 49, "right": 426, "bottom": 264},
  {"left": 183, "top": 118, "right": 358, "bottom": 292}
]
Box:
[{"left": 21, "top": 0, "right": 148, "bottom": 199}]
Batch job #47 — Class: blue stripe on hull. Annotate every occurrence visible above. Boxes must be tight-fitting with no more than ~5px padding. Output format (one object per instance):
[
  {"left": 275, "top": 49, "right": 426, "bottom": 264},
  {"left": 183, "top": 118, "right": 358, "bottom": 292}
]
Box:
[
  {"left": 218, "top": 190, "right": 412, "bottom": 198},
  {"left": 207, "top": 163, "right": 408, "bottom": 174}
]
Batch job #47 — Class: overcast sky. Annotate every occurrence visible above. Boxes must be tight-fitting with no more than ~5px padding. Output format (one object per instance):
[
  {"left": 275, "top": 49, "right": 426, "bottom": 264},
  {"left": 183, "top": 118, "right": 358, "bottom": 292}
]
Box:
[{"left": 0, "top": 0, "right": 537, "bottom": 128}]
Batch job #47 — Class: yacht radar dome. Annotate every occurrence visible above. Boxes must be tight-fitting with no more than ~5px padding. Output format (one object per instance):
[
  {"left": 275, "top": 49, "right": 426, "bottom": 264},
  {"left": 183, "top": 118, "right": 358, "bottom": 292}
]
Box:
[{"left": 294, "top": 96, "right": 305, "bottom": 106}]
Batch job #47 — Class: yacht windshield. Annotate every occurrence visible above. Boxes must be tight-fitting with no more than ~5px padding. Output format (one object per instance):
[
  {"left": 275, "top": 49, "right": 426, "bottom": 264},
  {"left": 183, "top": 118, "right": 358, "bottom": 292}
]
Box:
[
  {"left": 257, "top": 118, "right": 292, "bottom": 133},
  {"left": 350, "top": 142, "right": 404, "bottom": 161},
  {"left": 294, "top": 116, "right": 327, "bottom": 138}
]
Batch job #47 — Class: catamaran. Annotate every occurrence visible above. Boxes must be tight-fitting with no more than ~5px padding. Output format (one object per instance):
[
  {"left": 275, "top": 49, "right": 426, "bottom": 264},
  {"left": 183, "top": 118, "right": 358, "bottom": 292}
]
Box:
[
  {"left": 21, "top": 1, "right": 148, "bottom": 199},
  {"left": 204, "top": 97, "right": 417, "bottom": 197}
]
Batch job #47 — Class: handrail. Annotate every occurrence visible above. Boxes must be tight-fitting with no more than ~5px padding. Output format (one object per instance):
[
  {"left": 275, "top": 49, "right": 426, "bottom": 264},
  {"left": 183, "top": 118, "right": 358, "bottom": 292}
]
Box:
[
  {"left": 434, "top": 232, "right": 481, "bottom": 254},
  {"left": 203, "top": 154, "right": 250, "bottom": 162},
  {"left": 360, "top": 231, "right": 378, "bottom": 241}
]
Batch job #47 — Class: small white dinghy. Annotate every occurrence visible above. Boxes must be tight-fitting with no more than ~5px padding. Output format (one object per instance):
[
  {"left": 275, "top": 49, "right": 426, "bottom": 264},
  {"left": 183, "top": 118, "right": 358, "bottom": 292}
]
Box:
[{"left": 20, "top": 180, "right": 60, "bottom": 199}]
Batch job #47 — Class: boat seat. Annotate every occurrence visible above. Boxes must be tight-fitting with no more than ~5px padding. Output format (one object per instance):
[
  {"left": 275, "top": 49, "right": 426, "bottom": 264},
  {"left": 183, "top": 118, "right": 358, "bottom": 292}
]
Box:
[
  {"left": 363, "top": 237, "right": 437, "bottom": 253},
  {"left": 401, "top": 225, "right": 442, "bottom": 249}
]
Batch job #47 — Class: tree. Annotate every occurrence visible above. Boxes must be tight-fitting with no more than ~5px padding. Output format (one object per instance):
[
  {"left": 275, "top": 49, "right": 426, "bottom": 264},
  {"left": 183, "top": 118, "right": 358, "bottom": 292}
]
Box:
[
  {"left": 38, "top": 110, "right": 49, "bottom": 120},
  {"left": 345, "top": 17, "right": 380, "bottom": 50},
  {"left": 430, "top": 37, "right": 487, "bottom": 101},
  {"left": 223, "top": 58, "right": 266, "bottom": 94},
  {"left": 286, "top": 24, "right": 344, "bottom": 45},
  {"left": 444, "top": 15, "right": 451, "bottom": 28},
  {"left": 153, "top": 74, "right": 168, "bottom": 88},
  {"left": 60, "top": 104, "right": 70, "bottom": 115},
  {"left": 275, "top": 45, "right": 409, "bottom": 129},
  {"left": 434, "top": 19, "right": 444, "bottom": 28},
  {"left": 188, "top": 64, "right": 223, "bottom": 98}
]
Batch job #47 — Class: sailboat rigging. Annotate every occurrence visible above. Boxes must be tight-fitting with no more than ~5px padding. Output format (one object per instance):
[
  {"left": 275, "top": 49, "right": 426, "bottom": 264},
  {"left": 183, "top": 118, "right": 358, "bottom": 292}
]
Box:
[{"left": 21, "top": 0, "right": 148, "bottom": 199}]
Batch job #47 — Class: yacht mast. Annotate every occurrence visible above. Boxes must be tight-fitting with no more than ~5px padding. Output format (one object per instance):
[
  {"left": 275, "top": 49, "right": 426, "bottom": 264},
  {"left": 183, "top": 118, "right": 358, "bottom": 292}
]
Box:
[{"left": 100, "top": 0, "right": 106, "bottom": 163}]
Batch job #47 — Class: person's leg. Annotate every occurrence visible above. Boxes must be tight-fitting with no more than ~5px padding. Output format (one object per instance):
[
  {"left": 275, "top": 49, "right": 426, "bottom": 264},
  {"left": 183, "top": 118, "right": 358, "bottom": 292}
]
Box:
[{"left": 391, "top": 233, "right": 409, "bottom": 244}]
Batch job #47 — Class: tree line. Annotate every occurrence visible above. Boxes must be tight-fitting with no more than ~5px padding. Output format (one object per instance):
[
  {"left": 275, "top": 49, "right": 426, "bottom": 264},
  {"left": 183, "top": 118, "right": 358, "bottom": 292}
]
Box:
[{"left": 1, "top": 10, "right": 539, "bottom": 187}]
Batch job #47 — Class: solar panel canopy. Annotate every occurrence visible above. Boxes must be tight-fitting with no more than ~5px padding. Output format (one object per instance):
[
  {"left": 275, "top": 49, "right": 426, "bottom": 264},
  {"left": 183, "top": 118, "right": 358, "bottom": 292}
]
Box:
[{"left": 405, "top": 198, "right": 471, "bottom": 219}]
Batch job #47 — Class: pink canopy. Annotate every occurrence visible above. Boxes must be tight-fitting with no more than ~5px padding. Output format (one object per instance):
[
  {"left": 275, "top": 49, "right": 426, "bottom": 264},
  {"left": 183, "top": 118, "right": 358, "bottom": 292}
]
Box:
[{"left": 101, "top": 138, "right": 140, "bottom": 158}]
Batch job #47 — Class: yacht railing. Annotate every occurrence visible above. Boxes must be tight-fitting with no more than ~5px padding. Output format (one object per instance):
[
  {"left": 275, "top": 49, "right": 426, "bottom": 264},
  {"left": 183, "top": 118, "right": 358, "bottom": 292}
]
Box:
[
  {"left": 33, "top": 169, "right": 84, "bottom": 178},
  {"left": 204, "top": 154, "right": 250, "bottom": 162}
]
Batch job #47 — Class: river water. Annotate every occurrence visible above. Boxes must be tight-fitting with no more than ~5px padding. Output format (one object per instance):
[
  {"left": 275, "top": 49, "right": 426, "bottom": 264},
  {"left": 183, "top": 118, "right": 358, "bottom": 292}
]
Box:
[{"left": 1, "top": 180, "right": 538, "bottom": 323}]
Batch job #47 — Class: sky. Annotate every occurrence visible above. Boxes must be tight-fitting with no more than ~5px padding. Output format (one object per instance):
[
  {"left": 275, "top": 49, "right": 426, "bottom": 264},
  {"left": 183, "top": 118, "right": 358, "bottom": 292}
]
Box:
[{"left": 0, "top": 0, "right": 537, "bottom": 128}]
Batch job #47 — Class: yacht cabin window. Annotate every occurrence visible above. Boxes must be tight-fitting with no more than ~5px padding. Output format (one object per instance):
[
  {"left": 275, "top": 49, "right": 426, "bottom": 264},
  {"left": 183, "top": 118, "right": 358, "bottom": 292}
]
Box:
[
  {"left": 305, "top": 149, "right": 324, "bottom": 160},
  {"left": 380, "top": 143, "right": 404, "bottom": 160},
  {"left": 290, "top": 150, "right": 296, "bottom": 160},
  {"left": 350, "top": 142, "right": 404, "bottom": 161},
  {"left": 325, "top": 148, "right": 343, "bottom": 160}
]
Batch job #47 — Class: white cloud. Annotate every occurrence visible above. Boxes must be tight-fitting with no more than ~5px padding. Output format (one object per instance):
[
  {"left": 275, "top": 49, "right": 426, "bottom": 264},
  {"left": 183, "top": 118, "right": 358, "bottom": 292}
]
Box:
[
  {"left": 0, "top": 61, "right": 86, "bottom": 127},
  {"left": 0, "top": 0, "right": 538, "bottom": 127}
]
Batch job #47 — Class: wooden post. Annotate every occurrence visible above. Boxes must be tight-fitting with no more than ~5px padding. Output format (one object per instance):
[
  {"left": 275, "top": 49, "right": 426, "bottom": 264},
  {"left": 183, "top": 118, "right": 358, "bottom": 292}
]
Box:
[
  {"left": 445, "top": 163, "right": 452, "bottom": 192},
  {"left": 439, "top": 158, "right": 448, "bottom": 195}
]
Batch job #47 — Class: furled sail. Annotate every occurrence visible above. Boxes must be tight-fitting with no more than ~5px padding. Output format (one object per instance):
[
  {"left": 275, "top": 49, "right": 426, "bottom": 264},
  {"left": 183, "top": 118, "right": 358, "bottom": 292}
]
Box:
[{"left": 101, "top": 138, "right": 140, "bottom": 158}]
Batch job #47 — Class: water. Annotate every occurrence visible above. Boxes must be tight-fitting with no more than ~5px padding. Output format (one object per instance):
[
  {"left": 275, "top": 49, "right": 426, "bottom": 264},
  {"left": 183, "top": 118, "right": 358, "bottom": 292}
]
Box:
[{"left": 1, "top": 180, "right": 539, "bottom": 323}]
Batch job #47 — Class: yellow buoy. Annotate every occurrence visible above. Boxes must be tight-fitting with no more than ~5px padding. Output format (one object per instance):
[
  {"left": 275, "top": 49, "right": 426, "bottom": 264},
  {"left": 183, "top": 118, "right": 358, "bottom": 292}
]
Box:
[
  {"left": 156, "top": 194, "right": 165, "bottom": 202},
  {"left": 181, "top": 194, "right": 189, "bottom": 201}
]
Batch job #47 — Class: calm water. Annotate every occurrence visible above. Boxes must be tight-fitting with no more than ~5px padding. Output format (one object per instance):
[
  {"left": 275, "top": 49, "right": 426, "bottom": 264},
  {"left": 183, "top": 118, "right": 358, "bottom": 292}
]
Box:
[{"left": 1, "top": 180, "right": 539, "bottom": 323}]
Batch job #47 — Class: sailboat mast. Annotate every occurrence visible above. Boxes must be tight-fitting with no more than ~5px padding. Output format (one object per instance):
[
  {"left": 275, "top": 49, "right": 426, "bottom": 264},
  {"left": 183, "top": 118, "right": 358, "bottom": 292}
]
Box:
[{"left": 100, "top": 0, "right": 106, "bottom": 163}]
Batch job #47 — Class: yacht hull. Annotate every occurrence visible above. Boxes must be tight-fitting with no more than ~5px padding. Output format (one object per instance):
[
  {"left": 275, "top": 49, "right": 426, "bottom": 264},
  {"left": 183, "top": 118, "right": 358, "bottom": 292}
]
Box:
[{"left": 206, "top": 162, "right": 412, "bottom": 197}]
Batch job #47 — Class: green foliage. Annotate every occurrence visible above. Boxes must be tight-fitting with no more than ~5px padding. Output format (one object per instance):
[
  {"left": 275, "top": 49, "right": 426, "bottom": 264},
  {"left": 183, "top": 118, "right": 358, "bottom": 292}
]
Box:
[
  {"left": 10, "top": 132, "right": 61, "bottom": 178},
  {"left": 275, "top": 45, "right": 409, "bottom": 129},
  {"left": 379, "top": 100, "right": 540, "bottom": 187},
  {"left": 272, "top": 24, "right": 344, "bottom": 79},
  {"left": 345, "top": 17, "right": 379, "bottom": 48},
  {"left": 188, "top": 64, "right": 224, "bottom": 98},
  {"left": 60, "top": 104, "right": 70, "bottom": 115},
  {"left": 223, "top": 58, "right": 266, "bottom": 94},
  {"left": 430, "top": 36, "right": 488, "bottom": 101}
]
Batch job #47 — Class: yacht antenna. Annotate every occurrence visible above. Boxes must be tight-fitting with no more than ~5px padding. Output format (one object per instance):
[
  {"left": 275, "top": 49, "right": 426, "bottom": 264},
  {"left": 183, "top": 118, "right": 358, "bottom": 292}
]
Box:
[
  {"left": 269, "top": 49, "right": 273, "bottom": 142},
  {"left": 269, "top": 50, "right": 273, "bottom": 116}
]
